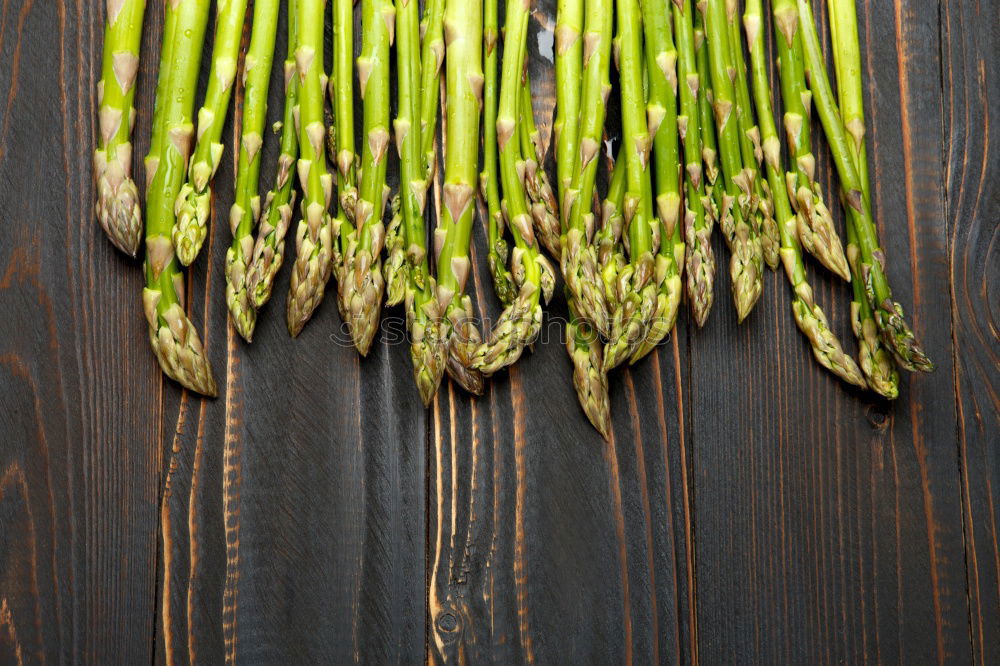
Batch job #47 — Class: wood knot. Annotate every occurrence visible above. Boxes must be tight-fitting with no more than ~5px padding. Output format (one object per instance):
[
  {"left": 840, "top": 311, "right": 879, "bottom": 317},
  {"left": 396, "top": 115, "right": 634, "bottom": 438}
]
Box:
[
  {"left": 867, "top": 406, "right": 890, "bottom": 429},
  {"left": 435, "top": 611, "right": 459, "bottom": 635}
]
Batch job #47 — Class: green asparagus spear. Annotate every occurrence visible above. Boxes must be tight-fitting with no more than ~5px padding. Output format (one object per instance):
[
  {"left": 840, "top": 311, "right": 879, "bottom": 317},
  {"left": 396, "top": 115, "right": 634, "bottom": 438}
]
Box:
[
  {"left": 630, "top": 0, "right": 683, "bottom": 364},
  {"left": 471, "top": 0, "right": 555, "bottom": 376},
  {"left": 174, "top": 0, "right": 249, "bottom": 266},
  {"left": 772, "top": 0, "right": 849, "bottom": 280},
  {"left": 331, "top": 0, "right": 358, "bottom": 323},
  {"left": 142, "top": 0, "right": 216, "bottom": 396},
  {"left": 554, "top": 0, "right": 584, "bottom": 205},
  {"left": 604, "top": 0, "right": 661, "bottom": 368},
  {"left": 558, "top": 0, "right": 612, "bottom": 438},
  {"left": 383, "top": 195, "right": 407, "bottom": 307},
  {"left": 519, "top": 72, "right": 562, "bottom": 258},
  {"left": 246, "top": 0, "right": 300, "bottom": 311},
  {"left": 597, "top": 149, "right": 627, "bottom": 318},
  {"left": 340, "top": 0, "right": 393, "bottom": 354},
  {"left": 827, "top": 0, "right": 900, "bottom": 396},
  {"left": 796, "top": 0, "right": 932, "bottom": 373},
  {"left": 673, "top": 0, "right": 715, "bottom": 327},
  {"left": 419, "top": 0, "right": 445, "bottom": 182},
  {"left": 435, "top": 0, "right": 486, "bottom": 394},
  {"left": 567, "top": 303, "right": 611, "bottom": 439},
  {"left": 703, "top": 0, "right": 762, "bottom": 322},
  {"left": 726, "top": 0, "right": 779, "bottom": 270},
  {"left": 481, "top": 0, "right": 517, "bottom": 306},
  {"left": 745, "top": 0, "right": 864, "bottom": 387},
  {"left": 561, "top": 0, "right": 613, "bottom": 336},
  {"left": 694, "top": 11, "right": 720, "bottom": 194},
  {"left": 225, "top": 0, "right": 280, "bottom": 342},
  {"left": 394, "top": 0, "right": 446, "bottom": 404},
  {"left": 94, "top": 0, "right": 146, "bottom": 256},
  {"left": 286, "top": 0, "right": 335, "bottom": 337}
]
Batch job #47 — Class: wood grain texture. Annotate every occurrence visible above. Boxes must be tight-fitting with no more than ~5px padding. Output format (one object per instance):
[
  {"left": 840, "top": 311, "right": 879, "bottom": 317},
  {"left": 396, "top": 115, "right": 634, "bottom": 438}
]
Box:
[
  {"left": 942, "top": 4, "right": 1000, "bottom": 665},
  {"left": 0, "top": 0, "right": 993, "bottom": 664},
  {"left": 690, "top": 0, "right": 969, "bottom": 662}
]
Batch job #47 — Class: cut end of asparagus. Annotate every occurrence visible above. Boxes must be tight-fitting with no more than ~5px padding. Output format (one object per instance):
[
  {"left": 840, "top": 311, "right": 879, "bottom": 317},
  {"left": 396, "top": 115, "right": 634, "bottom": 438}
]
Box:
[
  {"left": 146, "top": 300, "right": 218, "bottom": 398},
  {"left": 566, "top": 319, "right": 612, "bottom": 441},
  {"left": 173, "top": 183, "right": 212, "bottom": 266}
]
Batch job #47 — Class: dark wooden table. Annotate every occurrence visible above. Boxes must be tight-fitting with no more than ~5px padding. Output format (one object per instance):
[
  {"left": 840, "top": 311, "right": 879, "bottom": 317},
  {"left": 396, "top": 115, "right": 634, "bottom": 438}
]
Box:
[{"left": 1, "top": 0, "right": 997, "bottom": 663}]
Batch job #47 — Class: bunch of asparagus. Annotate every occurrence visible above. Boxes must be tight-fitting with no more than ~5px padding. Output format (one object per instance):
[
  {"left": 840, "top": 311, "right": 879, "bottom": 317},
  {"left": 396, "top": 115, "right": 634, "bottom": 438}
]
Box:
[
  {"left": 548, "top": 0, "right": 930, "bottom": 434},
  {"left": 93, "top": 0, "right": 932, "bottom": 432}
]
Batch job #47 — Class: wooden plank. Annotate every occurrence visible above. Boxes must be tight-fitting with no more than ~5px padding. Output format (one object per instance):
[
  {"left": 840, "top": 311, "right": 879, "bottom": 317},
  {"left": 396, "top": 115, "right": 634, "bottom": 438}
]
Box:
[
  {"left": 426, "top": 4, "right": 696, "bottom": 663},
  {"left": 3, "top": 0, "right": 995, "bottom": 663},
  {"left": 151, "top": 3, "right": 428, "bottom": 663},
  {"left": 689, "top": 0, "right": 970, "bottom": 661},
  {"left": 941, "top": 4, "right": 1000, "bottom": 664},
  {"left": 0, "top": 0, "right": 161, "bottom": 663}
]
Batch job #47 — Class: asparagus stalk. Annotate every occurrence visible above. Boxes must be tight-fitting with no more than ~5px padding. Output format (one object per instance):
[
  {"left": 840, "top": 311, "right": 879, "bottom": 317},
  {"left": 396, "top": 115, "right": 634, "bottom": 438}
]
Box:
[
  {"left": 224, "top": 0, "right": 280, "bottom": 342},
  {"left": 340, "top": 0, "right": 394, "bottom": 354},
  {"left": 567, "top": 304, "right": 611, "bottom": 438},
  {"left": 519, "top": 72, "right": 562, "bottom": 258},
  {"left": 481, "top": 0, "right": 516, "bottom": 306},
  {"left": 286, "top": 0, "right": 335, "bottom": 337},
  {"left": 142, "top": 0, "right": 216, "bottom": 396},
  {"left": 703, "top": 0, "right": 762, "bottom": 322},
  {"left": 94, "top": 0, "right": 146, "bottom": 256},
  {"left": 434, "top": 0, "right": 486, "bottom": 394},
  {"left": 246, "top": 0, "right": 300, "bottom": 311},
  {"left": 394, "top": 0, "right": 446, "bottom": 405},
  {"left": 559, "top": 0, "right": 612, "bottom": 439},
  {"left": 772, "top": 0, "right": 849, "bottom": 280},
  {"left": 471, "top": 0, "right": 556, "bottom": 376},
  {"left": 419, "top": 0, "right": 445, "bottom": 182},
  {"left": 630, "top": 0, "right": 683, "bottom": 364},
  {"left": 796, "top": 0, "right": 932, "bottom": 373},
  {"left": 827, "top": 0, "right": 900, "bottom": 396},
  {"left": 827, "top": 0, "right": 869, "bottom": 190},
  {"left": 554, "top": 0, "right": 584, "bottom": 205},
  {"left": 604, "top": 0, "right": 661, "bottom": 368},
  {"left": 331, "top": 0, "right": 358, "bottom": 321},
  {"left": 694, "top": 11, "right": 719, "bottom": 194},
  {"left": 673, "top": 0, "right": 715, "bottom": 327},
  {"left": 845, "top": 200, "right": 900, "bottom": 394},
  {"left": 726, "top": 0, "right": 779, "bottom": 270},
  {"left": 745, "top": 0, "right": 864, "bottom": 387},
  {"left": 383, "top": 196, "right": 407, "bottom": 306},
  {"left": 173, "top": 0, "right": 249, "bottom": 266},
  {"left": 597, "top": 149, "right": 627, "bottom": 318},
  {"left": 562, "top": 0, "right": 613, "bottom": 336}
]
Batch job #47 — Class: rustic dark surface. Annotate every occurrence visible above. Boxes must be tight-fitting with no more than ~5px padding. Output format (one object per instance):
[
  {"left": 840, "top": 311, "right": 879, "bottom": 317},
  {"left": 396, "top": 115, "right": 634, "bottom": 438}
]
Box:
[{"left": 0, "top": 0, "right": 997, "bottom": 663}]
